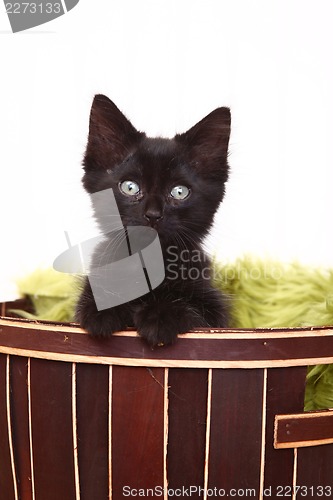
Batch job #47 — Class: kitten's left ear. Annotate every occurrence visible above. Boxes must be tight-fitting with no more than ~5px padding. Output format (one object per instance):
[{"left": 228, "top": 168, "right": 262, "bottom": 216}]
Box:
[
  {"left": 84, "top": 94, "right": 144, "bottom": 173},
  {"left": 176, "top": 107, "right": 231, "bottom": 175}
]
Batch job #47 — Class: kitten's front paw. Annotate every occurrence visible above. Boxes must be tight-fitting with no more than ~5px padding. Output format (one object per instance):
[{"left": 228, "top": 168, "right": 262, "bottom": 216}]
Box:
[
  {"left": 134, "top": 303, "right": 179, "bottom": 346},
  {"left": 76, "top": 307, "right": 129, "bottom": 338},
  {"left": 134, "top": 301, "right": 200, "bottom": 346}
]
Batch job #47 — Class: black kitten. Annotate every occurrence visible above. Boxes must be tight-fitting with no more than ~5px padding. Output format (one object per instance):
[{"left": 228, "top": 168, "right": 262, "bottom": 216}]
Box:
[{"left": 75, "top": 94, "right": 231, "bottom": 345}]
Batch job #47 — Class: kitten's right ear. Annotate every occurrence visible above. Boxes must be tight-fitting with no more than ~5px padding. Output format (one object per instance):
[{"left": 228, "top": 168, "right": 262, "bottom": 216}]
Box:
[
  {"left": 83, "top": 95, "right": 144, "bottom": 173},
  {"left": 175, "top": 107, "right": 231, "bottom": 178}
]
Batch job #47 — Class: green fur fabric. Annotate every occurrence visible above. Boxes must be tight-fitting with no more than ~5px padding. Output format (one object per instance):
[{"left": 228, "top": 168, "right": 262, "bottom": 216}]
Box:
[
  {"left": 213, "top": 258, "right": 333, "bottom": 330},
  {"left": 213, "top": 258, "right": 333, "bottom": 411},
  {"left": 12, "top": 268, "right": 79, "bottom": 323},
  {"left": 13, "top": 259, "right": 333, "bottom": 411}
]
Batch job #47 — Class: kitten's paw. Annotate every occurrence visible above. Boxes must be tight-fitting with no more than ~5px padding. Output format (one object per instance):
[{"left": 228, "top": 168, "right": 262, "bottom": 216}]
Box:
[
  {"left": 76, "top": 308, "right": 128, "bottom": 338},
  {"left": 134, "top": 304, "right": 179, "bottom": 346},
  {"left": 134, "top": 301, "right": 202, "bottom": 346}
]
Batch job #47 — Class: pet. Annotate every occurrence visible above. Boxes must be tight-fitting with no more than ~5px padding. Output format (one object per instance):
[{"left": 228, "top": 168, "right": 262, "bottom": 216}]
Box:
[{"left": 75, "top": 94, "right": 231, "bottom": 345}]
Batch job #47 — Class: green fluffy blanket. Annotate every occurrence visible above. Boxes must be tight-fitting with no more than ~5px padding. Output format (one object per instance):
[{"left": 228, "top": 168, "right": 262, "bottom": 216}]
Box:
[{"left": 13, "top": 258, "right": 333, "bottom": 411}]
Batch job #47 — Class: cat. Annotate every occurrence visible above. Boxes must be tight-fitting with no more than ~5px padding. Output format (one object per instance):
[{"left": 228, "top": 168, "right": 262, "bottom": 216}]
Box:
[{"left": 75, "top": 94, "right": 231, "bottom": 346}]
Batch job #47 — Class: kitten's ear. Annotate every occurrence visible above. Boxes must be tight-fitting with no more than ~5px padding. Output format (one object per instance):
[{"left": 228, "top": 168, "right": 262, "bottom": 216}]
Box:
[
  {"left": 176, "top": 107, "right": 231, "bottom": 176},
  {"left": 84, "top": 94, "right": 144, "bottom": 172}
]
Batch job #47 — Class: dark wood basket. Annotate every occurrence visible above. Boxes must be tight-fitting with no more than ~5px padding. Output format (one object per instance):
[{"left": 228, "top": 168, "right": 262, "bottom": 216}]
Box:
[{"left": 1, "top": 301, "right": 333, "bottom": 500}]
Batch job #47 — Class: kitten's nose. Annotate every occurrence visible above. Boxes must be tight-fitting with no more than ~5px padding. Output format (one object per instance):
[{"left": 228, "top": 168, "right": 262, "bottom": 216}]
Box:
[{"left": 144, "top": 207, "right": 163, "bottom": 224}]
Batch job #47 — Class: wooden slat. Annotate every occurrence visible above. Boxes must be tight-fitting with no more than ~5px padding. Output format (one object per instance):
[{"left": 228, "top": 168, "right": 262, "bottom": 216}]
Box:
[
  {"left": 111, "top": 366, "right": 165, "bottom": 498},
  {"left": 275, "top": 410, "right": 333, "bottom": 448},
  {"left": 76, "top": 363, "right": 110, "bottom": 500},
  {"left": 2, "top": 314, "right": 333, "bottom": 338},
  {"left": 204, "top": 368, "right": 213, "bottom": 495},
  {"left": 9, "top": 356, "right": 33, "bottom": 500},
  {"left": 296, "top": 444, "right": 333, "bottom": 498},
  {"left": 207, "top": 369, "right": 264, "bottom": 498},
  {"left": 259, "top": 368, "right": 268, "bottom": 498},
  {"left": 27, "top": 358, "right": 35, "bottom": 500},
  {"left": 0, "top": 354, "right": 16, "bottom": 500},
  {"left": 167, "top": 368, "right": 208, "bottom": 496},
  {"left": 1, "top": 320, "right": 333, "bottom": 368},
  {"left": 6, "top": 355, "right": 19, "bottom": 500},
  {"left": 108, "top": 366, "right": 113, "bottom": 498},
  {"left": 3, "top": 297, "right": 34, "bottom": 317},
  {"left": 163, "top": 368, "right": 168, "bottom": 499},
  {"left": 263, "top": 367, "right": 307, "bottom": 496},
  {"left": 30, "top": 358, "right": 76, "bottom": 500},
  {"left": 71, "top": 363, "right": 80, "bottom": 499}
]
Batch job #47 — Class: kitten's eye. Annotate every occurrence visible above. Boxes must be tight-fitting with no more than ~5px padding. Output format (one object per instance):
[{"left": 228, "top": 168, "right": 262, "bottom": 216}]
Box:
[
  {"left": 119, "top": 180, "right": 140, "bottom": 196},
  {"left": 170, "top": 185, "right": 190, "bottom": 200}
]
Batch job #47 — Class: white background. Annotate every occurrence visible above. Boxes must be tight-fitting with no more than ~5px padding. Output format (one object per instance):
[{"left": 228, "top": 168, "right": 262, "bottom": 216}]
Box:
[{"left": 1, "top": 0, "right": 333, "bottom": 300}]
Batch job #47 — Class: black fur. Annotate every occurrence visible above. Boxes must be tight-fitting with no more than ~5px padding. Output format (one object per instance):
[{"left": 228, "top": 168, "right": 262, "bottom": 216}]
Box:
[{"left": 75, "top": 95, "right": 231, "bottom": 345}]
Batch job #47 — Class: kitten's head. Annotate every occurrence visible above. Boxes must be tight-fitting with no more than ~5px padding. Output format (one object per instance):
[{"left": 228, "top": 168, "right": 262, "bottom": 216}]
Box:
[{"left": 83, "top": 94, "right": 231, "bottom": 246}]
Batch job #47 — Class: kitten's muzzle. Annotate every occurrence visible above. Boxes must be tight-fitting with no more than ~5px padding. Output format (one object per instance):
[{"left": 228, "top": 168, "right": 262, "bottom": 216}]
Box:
[
  {"left": 143, "top": 196, "right": 164, "bottom": 227},
  {"left": 144, "top": 210, "right": 164, "bottom": 225}
]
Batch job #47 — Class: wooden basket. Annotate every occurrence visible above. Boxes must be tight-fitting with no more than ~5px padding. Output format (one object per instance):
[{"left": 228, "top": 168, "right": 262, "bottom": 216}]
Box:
[{"left": 1, "top": 300, "right": 333, "bottom": 500}]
